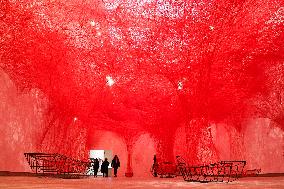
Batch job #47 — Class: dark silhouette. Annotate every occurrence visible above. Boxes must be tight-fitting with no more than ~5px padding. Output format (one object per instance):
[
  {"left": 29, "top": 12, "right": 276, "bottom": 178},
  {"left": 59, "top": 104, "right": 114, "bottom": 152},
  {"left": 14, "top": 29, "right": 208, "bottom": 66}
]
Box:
[
  {"left": 153, "top": 154, "right": 158, "bottom": 177},
  {"left": 101, "top": 158, "right": 110, "bottom": 177},
  {"left": 111, "top": 155, "right": 120, "bottom": 177},
  {"left": 93, "top": 158, "right": 99, "bottom": 177}
]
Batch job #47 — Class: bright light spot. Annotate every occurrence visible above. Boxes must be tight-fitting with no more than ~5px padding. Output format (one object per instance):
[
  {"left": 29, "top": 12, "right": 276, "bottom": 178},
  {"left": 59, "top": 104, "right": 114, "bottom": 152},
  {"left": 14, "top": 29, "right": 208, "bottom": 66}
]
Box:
[
  {"left": 97, "top": 31, "right": 102, "bottom": 36},
  {"left": 106, "top": 75, "right": 115, "bottom": 86},
  {"left": 90, "top": 20, "right": 95, "bottom": 26},
  {"left": 209, "top": 26, "right": 214, "bottom": 30},
  {"left": 73, "top": 117, "right": 78, "bottom": 122},
  {"left": 178, "top": 81, "right": 183, "bottom": 90}
]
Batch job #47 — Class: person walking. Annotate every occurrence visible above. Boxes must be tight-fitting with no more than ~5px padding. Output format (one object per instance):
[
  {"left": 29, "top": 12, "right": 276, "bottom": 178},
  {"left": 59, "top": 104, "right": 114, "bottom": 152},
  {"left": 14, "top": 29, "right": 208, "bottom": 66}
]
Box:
[
  {"left": 101, "top": 158, "right": 110, "bottom": 177},
  {"left": 111, "top": 155, "right": 120, "bottom": 177}
]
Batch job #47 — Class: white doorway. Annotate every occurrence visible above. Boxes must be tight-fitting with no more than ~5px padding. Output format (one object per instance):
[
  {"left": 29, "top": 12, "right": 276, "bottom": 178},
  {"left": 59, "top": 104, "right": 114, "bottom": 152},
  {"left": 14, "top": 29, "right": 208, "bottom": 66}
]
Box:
[{"left": 89, "top": 150, "right": 112, "bottom": 176}]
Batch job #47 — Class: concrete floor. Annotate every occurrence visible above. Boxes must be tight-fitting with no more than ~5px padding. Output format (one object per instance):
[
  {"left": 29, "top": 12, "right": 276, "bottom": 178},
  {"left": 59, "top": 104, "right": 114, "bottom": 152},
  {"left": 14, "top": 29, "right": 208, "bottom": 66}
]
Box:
[{"left": 0, "top": 176, "right": 284, "bottom": 189}]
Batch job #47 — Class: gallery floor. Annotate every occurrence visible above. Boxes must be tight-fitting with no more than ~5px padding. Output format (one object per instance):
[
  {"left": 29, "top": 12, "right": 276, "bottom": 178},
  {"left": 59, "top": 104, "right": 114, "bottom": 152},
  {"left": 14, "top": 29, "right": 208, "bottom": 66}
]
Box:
[{"left": 0, "top": 176, "right": 284, "bottom": 189}]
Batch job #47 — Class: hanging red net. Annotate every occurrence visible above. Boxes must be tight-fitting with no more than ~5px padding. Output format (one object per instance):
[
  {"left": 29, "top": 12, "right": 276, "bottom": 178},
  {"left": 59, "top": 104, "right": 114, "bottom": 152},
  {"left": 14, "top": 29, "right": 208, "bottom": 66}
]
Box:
[{"left": 0, "top": 0, "right": 284, "bottom": 172}]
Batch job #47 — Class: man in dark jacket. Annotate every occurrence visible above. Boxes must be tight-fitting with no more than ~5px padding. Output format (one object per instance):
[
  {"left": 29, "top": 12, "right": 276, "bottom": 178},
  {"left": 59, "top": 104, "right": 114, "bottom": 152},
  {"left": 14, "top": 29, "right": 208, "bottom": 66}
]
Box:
[
  {"left": 101, "top": 158, "right": 110, "bottom": 177},
  {"left": 111, "top": 155, "right": 120, "bottom": 177}
]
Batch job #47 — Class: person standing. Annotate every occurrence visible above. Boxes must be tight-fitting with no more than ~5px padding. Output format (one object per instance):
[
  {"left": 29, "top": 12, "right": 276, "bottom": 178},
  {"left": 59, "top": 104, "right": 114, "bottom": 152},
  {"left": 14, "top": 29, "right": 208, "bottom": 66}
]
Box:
[
  {"left": 93, "top": 158, "right": 99, "bottom": 177},
  {"left": 111, "top": 155, "right": 120, "bottom": 177},
  {"left": 101, "top": 158, "right": 110, "bottom": 177},
  {"left": 153, "top": 154, "right": 158, "bottom": 177}
]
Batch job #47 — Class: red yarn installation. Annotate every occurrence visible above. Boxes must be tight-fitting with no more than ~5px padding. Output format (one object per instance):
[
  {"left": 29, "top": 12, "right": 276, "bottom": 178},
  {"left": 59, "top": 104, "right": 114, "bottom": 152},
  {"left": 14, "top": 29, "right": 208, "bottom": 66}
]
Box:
[{"left": 1, "top": 0, "right": 284, "bottom": 173}]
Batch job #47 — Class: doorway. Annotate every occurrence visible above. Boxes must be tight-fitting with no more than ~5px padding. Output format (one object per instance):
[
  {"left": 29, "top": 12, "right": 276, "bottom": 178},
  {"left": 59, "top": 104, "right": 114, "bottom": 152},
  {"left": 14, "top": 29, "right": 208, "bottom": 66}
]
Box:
[{"left": 89, "top": 150, "right": 113, "bottom": 176}]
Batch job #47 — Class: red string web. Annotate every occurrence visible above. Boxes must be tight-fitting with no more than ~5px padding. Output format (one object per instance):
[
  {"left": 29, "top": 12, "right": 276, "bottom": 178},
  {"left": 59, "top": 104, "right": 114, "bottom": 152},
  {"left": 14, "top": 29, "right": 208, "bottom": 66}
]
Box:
[{"left": 0, "top": 0, "right": 284, "bottom": 171}]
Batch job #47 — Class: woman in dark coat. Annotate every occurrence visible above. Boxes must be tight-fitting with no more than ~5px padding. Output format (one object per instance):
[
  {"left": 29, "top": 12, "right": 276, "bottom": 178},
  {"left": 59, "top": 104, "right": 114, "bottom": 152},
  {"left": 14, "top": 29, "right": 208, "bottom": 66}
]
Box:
[
  {"left": 101, "top": 158, "right": 110, "bottom": 177},
  {"left": 111, "top": 155, "right": 120, "bottom": 177}
]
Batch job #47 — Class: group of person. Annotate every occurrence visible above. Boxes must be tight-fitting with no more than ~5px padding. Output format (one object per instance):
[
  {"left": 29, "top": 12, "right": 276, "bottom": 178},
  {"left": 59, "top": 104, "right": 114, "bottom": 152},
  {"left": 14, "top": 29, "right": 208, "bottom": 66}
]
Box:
[
  {"left": 92, "top": 155, "right": 120, "bottom": 177},
  {"left": 92, "top": 154, "right": 158, "bottom": 177}
]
